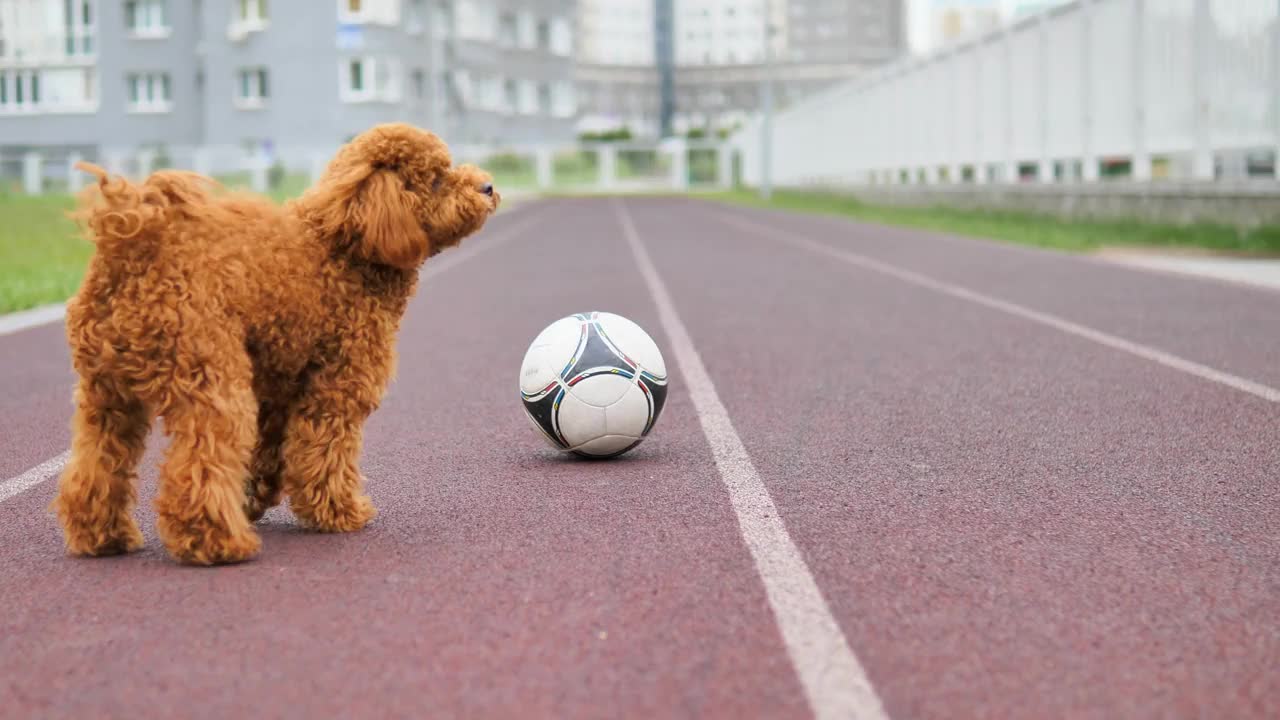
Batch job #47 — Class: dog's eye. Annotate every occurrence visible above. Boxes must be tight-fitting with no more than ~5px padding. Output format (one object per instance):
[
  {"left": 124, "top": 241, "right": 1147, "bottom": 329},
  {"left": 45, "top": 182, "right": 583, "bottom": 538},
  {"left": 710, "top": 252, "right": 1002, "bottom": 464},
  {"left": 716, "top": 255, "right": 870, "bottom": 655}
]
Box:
[{"left": 432, "top": 177, "right": 442, "bottom": 192}]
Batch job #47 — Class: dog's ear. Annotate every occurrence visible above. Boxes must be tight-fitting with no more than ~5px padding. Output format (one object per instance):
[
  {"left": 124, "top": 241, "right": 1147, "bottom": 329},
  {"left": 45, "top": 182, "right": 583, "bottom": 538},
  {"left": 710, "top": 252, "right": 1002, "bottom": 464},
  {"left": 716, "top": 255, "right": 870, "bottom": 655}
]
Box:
[
  {"left": 351, "top": 169, "right": 429, "bottom": 269},
  {"left": 304, "top": 163, "right": 430, "bottom": 270}
]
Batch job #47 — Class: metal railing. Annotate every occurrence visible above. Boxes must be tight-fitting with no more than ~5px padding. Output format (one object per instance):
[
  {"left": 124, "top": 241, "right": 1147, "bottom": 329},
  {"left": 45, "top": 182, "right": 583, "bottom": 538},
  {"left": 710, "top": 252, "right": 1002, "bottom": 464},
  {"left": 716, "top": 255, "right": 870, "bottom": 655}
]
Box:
[{"left": 1, "top": 139, "right": 739, "bottom": 196}]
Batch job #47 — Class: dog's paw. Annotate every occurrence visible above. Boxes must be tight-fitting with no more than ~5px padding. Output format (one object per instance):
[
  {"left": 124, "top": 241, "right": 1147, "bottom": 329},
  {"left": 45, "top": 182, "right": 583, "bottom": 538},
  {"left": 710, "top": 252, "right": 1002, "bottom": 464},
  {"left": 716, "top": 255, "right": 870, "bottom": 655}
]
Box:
[
  {"left": 243, "top": 488, "right": 282, "bottom": 523},
  {"left": 293, "top": 493, "right": 377, "bottom": 533},
  {"left": 158, "top": 516, "right": 262, "bottom": 566},
  {"left": 59, "top": 514, "right": 145, "bottom": 557}
]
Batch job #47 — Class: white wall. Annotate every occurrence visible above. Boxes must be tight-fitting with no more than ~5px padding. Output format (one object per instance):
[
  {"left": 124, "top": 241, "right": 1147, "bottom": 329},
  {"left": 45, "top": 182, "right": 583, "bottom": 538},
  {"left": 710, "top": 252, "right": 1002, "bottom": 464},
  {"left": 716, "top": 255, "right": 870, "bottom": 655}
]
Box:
[{"left": 738, "top": 0, "right": 1280, "bottom": 187}]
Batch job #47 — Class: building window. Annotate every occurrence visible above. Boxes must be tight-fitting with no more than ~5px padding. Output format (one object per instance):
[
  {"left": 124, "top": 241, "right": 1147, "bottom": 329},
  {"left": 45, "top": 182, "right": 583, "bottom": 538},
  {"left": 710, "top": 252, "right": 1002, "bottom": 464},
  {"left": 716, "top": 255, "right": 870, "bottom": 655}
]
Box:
[
  {"left": 349, "top": 59, "right": 364, "bottom": 92},
  {"left": 551, "top": 80, "right": 574, "bottom": 118},
  {"left": 517, "top": 79, "right": 536, "bottom": 115},
  {"left": 64, "top": 0, "right": 95, "bottom": 56},
  {"left": 236, "top": 67, "right": 268, "bottom": 108},
  {"left": 536, "top": 81, "right": 551, "bottom": 115},
  {"left": 231, "top": 0, "right": 268, "bottom": 35},
  {"left": 549, "top": 16, "right": 570, "bottom": 55},
  {"left": 412, "top": 68, "right": 424, "bottom": 99},
  {"left": 340, "top": 56, "right": 400, "bottom": 103},
  {"left": 536, "top": 19, "right": 550, "bottom": 49},
  {"left": 407, "top": 0, "right": 424, "bottom": 33},
  {"left": 0, "top": 70, "right": 48, "bottom": 113},
  {"left": 472, "top": 73, "right": 498, "bottom": 111},
  {"left": 502, "top": 77, "right": 517, "bottom": 113},
  {"left": 125, "top": 0, "right": 169, "bottom": 36},
  {"left": 516, "top": 10, "right": 535, "bottom": 48},
  {"left": 435, "top": 1, "right": 454, "bottom": 37},
  {"left": 455, "top": 0, "right": 495, "bottom": 41},
  {"left": 127, "top": 71, "right": 171, "bottom": 112},
  {"left": 238, "top": 0, "right": 267, "bottom": 22},
  {"left": 498, "top": 12, "right": 516, "bottom": 47},
  {"left": 0, "top": 69, "right": 95, "bottom": 113},
  {"left": 338, "top": 0, "right": 399, "bottom": 25}
]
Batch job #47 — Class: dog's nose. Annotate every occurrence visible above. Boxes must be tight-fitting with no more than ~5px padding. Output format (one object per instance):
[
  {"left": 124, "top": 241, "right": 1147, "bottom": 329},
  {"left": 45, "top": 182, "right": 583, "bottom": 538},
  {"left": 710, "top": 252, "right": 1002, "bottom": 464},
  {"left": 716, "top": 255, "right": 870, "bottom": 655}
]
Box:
[{"left": 480, "top": 183, "right": 494, "bottom": 196}]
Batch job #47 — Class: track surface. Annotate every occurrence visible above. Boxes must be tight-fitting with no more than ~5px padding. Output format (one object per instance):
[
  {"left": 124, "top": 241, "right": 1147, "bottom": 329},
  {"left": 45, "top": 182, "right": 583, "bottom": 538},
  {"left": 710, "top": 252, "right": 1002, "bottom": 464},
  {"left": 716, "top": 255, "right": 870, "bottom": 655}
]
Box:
[{"left": 2, "top": 197, "right": 1277, "bottom": 719}]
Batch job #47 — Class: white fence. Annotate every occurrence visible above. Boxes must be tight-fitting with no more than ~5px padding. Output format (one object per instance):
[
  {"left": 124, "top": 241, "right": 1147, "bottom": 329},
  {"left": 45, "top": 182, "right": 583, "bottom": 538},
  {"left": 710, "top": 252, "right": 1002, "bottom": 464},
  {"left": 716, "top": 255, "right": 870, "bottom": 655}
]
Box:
[
  {"left": 736, "top": 0, "right": 1280, "bottom": 188},
  {"left": 0, "top": 140, "right": 736, "bottom": 196}
]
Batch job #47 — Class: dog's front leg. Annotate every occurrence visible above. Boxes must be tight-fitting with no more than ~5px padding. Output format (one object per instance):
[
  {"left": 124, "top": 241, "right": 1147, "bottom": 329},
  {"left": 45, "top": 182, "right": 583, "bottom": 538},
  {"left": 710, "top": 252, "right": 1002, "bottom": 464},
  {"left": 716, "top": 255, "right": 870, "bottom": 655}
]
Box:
[{"left": 281, "top": 347, "right": 392, "bottom": 533}]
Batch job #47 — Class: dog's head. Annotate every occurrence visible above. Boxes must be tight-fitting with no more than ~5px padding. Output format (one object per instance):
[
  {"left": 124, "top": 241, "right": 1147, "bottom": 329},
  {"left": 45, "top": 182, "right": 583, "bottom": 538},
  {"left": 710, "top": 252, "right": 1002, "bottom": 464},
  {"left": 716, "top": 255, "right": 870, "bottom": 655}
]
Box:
[{"left": 299, "top": 123, "right": 500, "bottom": 270}]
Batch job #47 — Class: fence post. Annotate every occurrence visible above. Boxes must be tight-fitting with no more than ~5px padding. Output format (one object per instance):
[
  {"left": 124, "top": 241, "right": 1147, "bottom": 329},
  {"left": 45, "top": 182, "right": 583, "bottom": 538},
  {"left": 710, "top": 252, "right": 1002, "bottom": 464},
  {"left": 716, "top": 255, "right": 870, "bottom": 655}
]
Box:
[
  {"left": 193, "top": 147, "right": 212, "bottom": 177},
  {"left": 1273, "top": 0, "right": 1280, "bottom": 179},
  {"left": 1037, "top": 14, "right": 1054, "bottom": 183},
  {"left": 717, "top": 143, "right": 733, "bottom": 188},
  {"left": 667, "top": 137, "right": 688, "bottom": 191},
  {"left": 1190, "top": 0, "right": 1214, "bottom": 180},
  {"left": 974, "top": 42, "right": 985, "bottom": 184},
  {"left": 137, "top": 148, "right": 156, "bottom": 179},
  {"left": 249, "top": 149, "right": 269, "bottom": 193},
  {"left": 535, "top": 146, "right": 553, "bottom": 189},
  {"left": 1080, "top": 0, "right": 1099, "bottom": 182},
  {"left": 1131, "top": 0, "right": 1151, "bottom": 181},
  {"left": 22, "top": 152, "right": 43, "bottom": 195},
  {"left": 67, "top": 152, "right": 84, "bottom": 193},
  {"left": 598, "top": 144, "right": 617, "bottom": 191},
  {"left": 1003, "top": 28, "right": 1018, "bottom": 183}
]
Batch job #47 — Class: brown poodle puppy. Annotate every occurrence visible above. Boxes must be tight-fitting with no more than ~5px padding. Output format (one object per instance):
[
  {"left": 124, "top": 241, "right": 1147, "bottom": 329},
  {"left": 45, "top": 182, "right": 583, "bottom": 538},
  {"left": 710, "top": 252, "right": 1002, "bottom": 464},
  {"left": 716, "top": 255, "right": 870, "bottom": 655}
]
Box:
[{"left": 51, "top": 123, "right": 499, "bottom": 565}]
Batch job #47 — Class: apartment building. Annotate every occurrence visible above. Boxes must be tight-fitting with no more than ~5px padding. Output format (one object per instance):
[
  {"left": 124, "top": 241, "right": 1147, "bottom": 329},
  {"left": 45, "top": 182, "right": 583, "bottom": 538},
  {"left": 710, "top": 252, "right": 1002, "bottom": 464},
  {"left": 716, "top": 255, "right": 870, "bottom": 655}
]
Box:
[
  {"left": 0, "top": 0, "right": 202, "bottom": 163},
  {"left": 0, "top": 0, "right": 577, "bottom": 172},
  {"left": 575, "top": 0, "right": 905, "bottom": 139}
]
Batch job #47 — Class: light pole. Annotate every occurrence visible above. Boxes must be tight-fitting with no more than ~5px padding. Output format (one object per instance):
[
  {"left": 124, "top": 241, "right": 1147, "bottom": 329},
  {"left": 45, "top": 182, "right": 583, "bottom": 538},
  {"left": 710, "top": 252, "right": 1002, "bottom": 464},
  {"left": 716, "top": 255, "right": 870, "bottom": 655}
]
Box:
[{"left": 760, "top": 0, "right": 774, "bottom": 200}]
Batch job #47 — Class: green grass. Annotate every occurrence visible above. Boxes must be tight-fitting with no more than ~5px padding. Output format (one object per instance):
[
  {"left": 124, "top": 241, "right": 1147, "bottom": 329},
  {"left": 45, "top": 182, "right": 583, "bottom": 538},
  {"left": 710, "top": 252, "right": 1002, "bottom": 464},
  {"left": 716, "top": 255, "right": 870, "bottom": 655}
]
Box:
[
  {"left": 0, "top": 175, "right": 314, "bottom": 315},
  {"left": 703, "top": 189, "right": 1280, "bottom": 256},
  {"left": 0, "top": 193, "right": 90, "bottom": 314}
]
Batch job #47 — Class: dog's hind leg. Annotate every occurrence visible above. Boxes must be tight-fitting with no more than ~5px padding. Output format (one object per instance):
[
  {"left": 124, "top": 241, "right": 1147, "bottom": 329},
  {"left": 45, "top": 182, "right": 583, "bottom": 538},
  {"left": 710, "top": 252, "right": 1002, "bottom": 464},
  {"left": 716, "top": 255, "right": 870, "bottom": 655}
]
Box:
[
  {"left": 244, "top": 397, "right": 289, "bottom": 522},
  {"left": 52, "top": 377, "right": 151, "bottom": 556},
  {"left": 154, "top": 350, "right": 261, "bottom": 565}
]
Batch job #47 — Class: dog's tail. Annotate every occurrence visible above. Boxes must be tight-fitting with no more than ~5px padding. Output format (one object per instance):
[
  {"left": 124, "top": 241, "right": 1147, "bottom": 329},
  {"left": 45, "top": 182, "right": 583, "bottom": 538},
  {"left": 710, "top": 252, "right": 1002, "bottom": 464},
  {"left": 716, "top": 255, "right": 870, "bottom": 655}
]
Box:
[{"left": 71, "top": 162, "right": 214, "bottom": 257}]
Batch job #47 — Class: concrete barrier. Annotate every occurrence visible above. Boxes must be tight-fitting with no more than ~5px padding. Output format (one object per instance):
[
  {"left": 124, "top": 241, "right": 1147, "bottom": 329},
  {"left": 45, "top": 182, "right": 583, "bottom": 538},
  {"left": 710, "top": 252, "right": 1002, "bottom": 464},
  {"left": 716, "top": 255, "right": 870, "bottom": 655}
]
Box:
[{"left": 817, "top": 181, "right": 1280, "bottom": 230}]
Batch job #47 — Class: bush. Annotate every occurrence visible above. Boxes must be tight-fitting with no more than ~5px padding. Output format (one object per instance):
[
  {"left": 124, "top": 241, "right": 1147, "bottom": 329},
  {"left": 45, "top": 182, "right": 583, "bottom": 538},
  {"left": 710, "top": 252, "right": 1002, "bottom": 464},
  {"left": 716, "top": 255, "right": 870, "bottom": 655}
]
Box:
[
  {"left": 153, "top": 145, "right": 172, "bottom": 170},
  {"left": 578, "top": 127, "right": 633, "bottom": 143},
  {"left": 484, "top": 152, "right": 533, "bottom": 173},
  {"left": 268, "top": 161, "right": 286, "bottom": 189}
]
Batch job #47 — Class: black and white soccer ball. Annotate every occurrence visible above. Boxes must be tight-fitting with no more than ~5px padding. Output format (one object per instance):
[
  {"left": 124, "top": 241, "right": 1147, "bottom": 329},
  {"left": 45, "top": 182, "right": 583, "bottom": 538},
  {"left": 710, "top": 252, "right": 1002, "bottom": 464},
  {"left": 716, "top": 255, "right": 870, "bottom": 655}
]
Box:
[{"left": 519, "top": 312, "right": 669, "bottom": 458}]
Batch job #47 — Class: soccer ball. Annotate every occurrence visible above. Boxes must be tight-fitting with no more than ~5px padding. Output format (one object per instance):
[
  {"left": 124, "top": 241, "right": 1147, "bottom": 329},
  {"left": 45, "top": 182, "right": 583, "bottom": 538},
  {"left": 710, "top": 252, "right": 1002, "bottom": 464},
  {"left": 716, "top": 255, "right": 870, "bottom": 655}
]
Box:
[{"left": 519, "top": 312, "right": 669, "bottom": 458}]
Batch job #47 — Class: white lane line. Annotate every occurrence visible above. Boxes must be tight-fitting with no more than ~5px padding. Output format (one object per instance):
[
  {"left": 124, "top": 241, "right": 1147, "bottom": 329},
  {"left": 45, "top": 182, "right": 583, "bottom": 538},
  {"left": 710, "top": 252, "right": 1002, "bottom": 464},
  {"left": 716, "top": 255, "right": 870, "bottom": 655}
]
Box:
[
  {"left": 713, "top": 211, "right": 1280, "bottom": 405},
  {"left": 0, "top": 451, "right": 70, "bottom": 504},
  {"left": 0, "top": 203, "right": 553, "bottom": 506},
  {"left": 0, "top": 303, "right": 67, "bottom": 337},
  {"left": 615, "top": 198, "right": 889, "bottom": 720}
]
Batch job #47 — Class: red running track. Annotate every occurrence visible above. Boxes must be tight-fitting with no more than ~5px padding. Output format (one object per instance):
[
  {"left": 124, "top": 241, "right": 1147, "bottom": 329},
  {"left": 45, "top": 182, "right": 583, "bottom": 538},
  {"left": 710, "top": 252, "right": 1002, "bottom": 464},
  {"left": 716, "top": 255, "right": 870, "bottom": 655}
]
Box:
[{"left": 1, "top": 197, "right": 1277, "bottom": 719}]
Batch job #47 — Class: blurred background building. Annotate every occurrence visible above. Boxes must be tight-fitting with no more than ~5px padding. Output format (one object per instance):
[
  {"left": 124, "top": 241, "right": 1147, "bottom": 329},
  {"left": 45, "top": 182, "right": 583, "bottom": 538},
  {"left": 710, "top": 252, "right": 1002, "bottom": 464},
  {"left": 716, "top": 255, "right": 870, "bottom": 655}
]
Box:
[
  {"left": 576, "top": 0, "right": 908, "bottom": 139},
  {"left": 929, "top": 0, "right": 1001, "bottom": 49},
  {"left": 0, "top": 0, "right": 578, "bottom": 169}
]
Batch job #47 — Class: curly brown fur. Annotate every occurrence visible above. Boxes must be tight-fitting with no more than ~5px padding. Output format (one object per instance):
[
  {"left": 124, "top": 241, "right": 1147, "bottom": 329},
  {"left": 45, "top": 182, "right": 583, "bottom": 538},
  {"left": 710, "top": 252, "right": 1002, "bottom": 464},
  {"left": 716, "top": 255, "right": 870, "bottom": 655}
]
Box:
[{"left": 50, "top": 123, "right": 499, "bottom": 565}]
